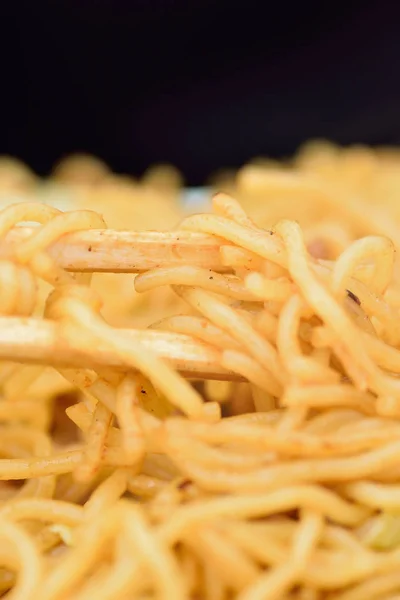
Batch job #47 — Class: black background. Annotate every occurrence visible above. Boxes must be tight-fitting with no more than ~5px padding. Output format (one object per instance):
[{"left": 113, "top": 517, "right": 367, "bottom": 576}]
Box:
[{"left": 1, "top": 0, "right": 400, "bottom": 185}]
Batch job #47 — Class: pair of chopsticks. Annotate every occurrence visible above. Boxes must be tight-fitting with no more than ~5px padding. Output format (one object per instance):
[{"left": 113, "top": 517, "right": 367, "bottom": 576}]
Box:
[{"left": 0, "top": 227, "right": 238, "bottom": 379}]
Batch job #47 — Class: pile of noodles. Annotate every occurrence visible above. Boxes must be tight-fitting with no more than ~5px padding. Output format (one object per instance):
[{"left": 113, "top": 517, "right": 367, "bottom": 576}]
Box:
[{"left": 1, "top": 145, "right": 400, "bottom": 599}]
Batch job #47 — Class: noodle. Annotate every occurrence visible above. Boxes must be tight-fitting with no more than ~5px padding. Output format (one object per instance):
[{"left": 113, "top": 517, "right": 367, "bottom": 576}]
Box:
[{"left": 2, "top": 145, "right": 400, "bottom": 598}]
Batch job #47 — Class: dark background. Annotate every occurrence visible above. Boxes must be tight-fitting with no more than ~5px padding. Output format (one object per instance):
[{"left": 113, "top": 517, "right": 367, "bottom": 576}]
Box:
[{"left": 1, "top": 0, "right": 399, "bottom": 185}]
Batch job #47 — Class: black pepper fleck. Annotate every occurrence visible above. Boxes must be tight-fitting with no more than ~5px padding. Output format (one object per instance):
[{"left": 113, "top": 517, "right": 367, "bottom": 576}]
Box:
[
  {"left": 177, "top": 478, "right": 193, "bottom": 490},
  {"left": 346, "top": 289, "right": 361, "bottom": 305}
]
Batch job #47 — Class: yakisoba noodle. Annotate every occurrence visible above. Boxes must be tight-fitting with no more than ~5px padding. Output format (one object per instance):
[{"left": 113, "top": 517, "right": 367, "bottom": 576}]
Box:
[{"left": 2, "top": 148, "right": 400, "bottom": 599}]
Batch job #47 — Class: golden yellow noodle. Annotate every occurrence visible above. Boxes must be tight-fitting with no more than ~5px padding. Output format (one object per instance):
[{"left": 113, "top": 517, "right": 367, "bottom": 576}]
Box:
[{"left": 2, "top": 145, "right": 400, "bottom": 598}]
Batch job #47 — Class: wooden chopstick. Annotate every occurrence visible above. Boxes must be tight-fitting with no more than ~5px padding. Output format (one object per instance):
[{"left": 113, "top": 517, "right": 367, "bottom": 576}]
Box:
[
  {"left": 0, "top": 317, "right": 239, "bottom": 381},
  {"left": 0, "top": 227, "right": 230, "bottom": 273}
]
